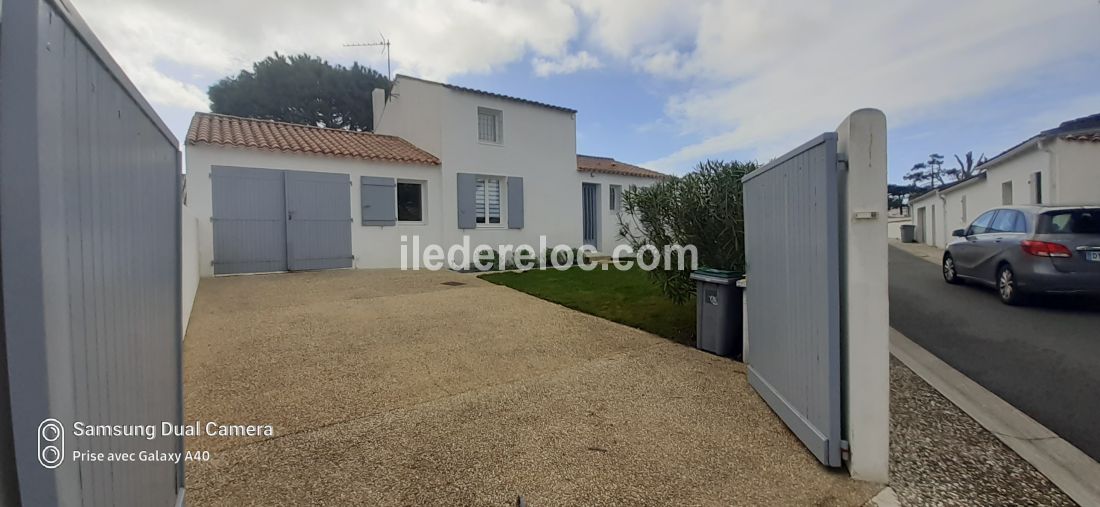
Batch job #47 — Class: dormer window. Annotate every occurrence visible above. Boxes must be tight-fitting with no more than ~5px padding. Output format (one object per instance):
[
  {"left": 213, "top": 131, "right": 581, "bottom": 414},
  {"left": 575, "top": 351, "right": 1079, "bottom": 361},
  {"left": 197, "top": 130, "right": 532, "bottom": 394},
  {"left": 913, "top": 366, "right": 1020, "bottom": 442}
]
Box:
[{"left": 477, "top": 107, "right": 503, "bottom": 144}]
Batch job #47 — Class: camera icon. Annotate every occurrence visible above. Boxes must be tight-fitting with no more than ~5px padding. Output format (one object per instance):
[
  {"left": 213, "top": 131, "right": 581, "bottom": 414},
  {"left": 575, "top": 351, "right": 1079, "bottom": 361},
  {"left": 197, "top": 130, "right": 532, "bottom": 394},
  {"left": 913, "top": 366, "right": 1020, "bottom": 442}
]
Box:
[{"left": 38, "top": 419, "right": 64, "bottom": 469}]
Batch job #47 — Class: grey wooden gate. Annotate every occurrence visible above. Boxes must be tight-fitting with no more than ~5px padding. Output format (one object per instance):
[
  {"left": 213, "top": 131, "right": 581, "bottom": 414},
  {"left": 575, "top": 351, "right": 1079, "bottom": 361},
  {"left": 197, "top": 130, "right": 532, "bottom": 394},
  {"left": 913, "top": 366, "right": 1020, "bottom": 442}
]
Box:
[
  {"left": 285, "top": 171, "right": 353, "bottom": 271},
  {"left": 741, "top": 133, "right": 843, "bottom": 467},
  {"left": 582, "top": 183, "right": 600, "bottom": 248},
  {"left": 212, "top": 166, "right": 289, "bottom": 275},
  {"left": 0, "top": 0, "right": 184, "bottom": 504},
  {"left": 212, "top": 167, "right": 352, "bottom": 274}
]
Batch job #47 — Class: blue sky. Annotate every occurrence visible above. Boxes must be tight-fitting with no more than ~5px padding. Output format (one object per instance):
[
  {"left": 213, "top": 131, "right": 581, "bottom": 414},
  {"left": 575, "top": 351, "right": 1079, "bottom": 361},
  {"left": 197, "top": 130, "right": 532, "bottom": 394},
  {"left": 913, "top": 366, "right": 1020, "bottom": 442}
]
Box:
[{"left": 78, "top": 0, "right": 1100, "bottom": 183}]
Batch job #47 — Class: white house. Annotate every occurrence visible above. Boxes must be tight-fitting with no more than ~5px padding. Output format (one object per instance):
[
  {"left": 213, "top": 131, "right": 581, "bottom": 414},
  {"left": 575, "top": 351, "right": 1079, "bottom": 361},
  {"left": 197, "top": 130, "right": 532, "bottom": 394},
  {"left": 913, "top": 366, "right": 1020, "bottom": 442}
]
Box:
[
  {"left": 910, "top": 113, "right": 1100, "bottom": 247},
  {"left": 185, "top": 75, "right": 665, "bottom": 276}
]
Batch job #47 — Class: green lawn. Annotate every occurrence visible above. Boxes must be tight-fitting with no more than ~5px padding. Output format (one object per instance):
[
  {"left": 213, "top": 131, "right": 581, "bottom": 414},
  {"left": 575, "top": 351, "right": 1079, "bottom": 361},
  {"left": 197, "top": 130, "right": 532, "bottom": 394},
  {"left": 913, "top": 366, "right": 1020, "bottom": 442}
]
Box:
[{"left": 479, "top": 267, "right": 696, "bottom": 346}]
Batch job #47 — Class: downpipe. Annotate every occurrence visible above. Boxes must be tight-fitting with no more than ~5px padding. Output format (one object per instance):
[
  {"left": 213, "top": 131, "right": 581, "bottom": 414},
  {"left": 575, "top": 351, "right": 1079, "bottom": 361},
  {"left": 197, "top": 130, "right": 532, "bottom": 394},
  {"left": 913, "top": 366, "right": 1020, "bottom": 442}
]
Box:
[{"left": 1037, "top": 139, "right": 1055, "bottom": 202}]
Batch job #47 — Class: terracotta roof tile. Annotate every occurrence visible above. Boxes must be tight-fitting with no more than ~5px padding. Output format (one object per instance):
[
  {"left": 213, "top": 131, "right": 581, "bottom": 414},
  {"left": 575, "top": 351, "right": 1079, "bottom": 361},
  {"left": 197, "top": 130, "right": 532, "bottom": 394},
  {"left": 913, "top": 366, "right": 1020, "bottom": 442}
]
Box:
[
  {"left": 1063, "top": 132, "right": 1100, "bottom": 143},
  {"left": 577, "top": 155, "right": 667, "bottom": 179},
  {"left": 186, "top": 113, "right": 440, "bottom": 165}
]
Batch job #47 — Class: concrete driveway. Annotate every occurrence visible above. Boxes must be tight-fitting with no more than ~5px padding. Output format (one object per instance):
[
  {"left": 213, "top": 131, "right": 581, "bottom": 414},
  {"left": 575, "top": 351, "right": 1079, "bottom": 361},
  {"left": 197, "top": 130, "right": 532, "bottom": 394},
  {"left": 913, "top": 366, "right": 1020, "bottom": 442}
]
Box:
[{"left": 184, "top": 269, "right": 878, "bottom": 505}]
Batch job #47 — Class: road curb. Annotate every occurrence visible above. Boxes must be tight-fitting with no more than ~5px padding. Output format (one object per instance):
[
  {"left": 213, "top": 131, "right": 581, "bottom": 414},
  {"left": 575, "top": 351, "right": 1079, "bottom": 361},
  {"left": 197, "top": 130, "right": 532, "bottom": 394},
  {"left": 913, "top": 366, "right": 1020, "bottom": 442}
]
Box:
[
  {"left": 890, "top": 328, "right": 1100, "bottom": 506},
  {"left": 863, "top": 486, "right": 899, "bottom": 507}
]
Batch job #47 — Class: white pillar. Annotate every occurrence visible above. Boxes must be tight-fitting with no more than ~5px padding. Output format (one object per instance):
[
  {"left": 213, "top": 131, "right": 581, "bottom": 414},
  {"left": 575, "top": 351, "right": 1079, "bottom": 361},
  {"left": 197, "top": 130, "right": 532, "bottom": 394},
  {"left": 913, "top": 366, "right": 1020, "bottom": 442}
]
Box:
[{"left": 835, "top": 109, "right": 890, "bottom": 483}]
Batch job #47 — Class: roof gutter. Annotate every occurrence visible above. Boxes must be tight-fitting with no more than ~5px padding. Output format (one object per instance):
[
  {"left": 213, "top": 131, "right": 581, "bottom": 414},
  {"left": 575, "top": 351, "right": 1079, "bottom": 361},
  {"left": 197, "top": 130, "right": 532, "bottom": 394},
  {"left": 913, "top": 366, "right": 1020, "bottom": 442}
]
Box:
[{"left": 1037, "top": 138, "right": 1056, "bottom": 203}]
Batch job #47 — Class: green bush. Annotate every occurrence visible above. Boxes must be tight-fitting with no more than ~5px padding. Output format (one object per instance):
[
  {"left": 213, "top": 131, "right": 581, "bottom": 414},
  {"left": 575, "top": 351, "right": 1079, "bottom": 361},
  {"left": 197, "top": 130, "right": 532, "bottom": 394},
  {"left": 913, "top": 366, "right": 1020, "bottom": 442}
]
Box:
[{"left": 618, "top": 159, "right": 757, "bottom": 303}]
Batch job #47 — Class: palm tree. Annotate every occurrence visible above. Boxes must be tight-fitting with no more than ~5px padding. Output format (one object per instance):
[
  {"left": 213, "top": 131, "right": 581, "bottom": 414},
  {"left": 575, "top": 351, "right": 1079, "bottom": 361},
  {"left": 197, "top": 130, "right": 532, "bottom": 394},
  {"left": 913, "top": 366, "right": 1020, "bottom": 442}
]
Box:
[{"left": 953, "top": 151, "right": 988, "bottom": 178}]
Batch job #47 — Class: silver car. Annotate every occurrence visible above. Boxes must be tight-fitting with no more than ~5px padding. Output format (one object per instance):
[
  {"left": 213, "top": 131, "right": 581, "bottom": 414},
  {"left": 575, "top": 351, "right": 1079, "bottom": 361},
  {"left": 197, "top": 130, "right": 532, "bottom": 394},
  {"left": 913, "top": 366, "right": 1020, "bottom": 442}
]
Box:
[{"left": 942, "top": 205, "right": 1100, "bottom": 304}]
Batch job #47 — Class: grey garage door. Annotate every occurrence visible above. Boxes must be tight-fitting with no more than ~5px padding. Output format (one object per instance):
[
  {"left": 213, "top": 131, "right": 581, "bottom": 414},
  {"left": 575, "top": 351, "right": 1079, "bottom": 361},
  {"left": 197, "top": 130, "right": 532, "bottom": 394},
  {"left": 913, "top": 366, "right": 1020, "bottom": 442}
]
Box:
[
  {"left": 212, "top": 166, "right": 352, "bottom": 275},
  {"left": 285, "top": 170, "right": 354, "bottom": 271}
]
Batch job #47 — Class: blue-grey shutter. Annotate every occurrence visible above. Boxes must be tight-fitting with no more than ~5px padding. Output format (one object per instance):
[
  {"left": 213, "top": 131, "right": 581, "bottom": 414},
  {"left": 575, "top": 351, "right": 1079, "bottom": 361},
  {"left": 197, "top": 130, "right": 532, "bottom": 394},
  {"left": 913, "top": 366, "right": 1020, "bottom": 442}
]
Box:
[
  {"left": 508, "top": 177, "right": 524, "bottom": 229},
  {"left": 361, "top": 176, "right": 396, "bottom": 226},
  {"left": 457, "top": 173, "right": 476, "bottom": 229}
]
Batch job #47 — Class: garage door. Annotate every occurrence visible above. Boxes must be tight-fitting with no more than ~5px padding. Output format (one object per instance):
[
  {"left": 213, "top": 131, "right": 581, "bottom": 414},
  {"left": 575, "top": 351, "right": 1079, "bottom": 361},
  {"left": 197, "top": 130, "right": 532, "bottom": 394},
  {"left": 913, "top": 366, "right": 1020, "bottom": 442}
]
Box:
[{"left": 211, "top": 166, "right": 353, "bottom": 275}]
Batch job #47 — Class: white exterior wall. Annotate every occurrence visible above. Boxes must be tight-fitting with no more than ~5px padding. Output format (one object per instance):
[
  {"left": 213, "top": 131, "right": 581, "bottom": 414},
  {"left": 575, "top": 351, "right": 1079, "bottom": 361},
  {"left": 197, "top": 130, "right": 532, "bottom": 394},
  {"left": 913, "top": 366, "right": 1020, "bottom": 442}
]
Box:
[
  {"left": 181, "top": 204, "right": 200, "bottom": 335},
  {"left": 1052, "top": 139, "right": 1100, "bottom": 204},
  {"left": 373, "top": 79, "right": 444, "bottom": 158},
  {"left": 908, "top": 143, "right": 1080, "bottom": 248},
  {"left": 185, "top": 145, "right": 443, "bottom": 276},
  {"left": 578, "top": 171, "right": 659, "bottom": 254},
  {"left": 376, "top": 77, "right": 658, "bottom": 255},
  {"left": 437, "top": 86, "right": 581, "bottom": 250},
  {"left": 886, "top": 218, "right": 909, "bottom": 240}
]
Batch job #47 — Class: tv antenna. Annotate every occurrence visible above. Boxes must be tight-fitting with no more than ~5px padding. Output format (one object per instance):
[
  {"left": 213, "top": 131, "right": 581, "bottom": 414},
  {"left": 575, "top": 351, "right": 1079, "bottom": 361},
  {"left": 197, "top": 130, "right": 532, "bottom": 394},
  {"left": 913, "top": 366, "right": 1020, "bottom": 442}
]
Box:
[{"left": 344, "top": 34, "right": 391, "bottom": 81}]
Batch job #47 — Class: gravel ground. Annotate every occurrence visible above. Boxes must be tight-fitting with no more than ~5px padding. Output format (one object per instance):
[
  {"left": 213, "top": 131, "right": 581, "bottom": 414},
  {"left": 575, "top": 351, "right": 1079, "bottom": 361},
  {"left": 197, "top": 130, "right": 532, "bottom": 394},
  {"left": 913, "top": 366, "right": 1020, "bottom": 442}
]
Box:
[
  {"left": 184, "top": 268, "right": 880, "bottom": 506},
  {"left": 889, "top": 357, "right": 1075, "bottom": 506}
]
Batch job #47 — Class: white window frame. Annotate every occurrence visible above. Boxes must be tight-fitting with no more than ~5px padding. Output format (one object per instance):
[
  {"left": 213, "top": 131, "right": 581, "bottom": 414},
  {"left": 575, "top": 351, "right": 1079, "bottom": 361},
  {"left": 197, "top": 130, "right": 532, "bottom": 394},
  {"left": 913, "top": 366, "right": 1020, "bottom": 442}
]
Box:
[
  {"left": 1001, "top": 181, "right": 1013, "bottom": 205},
  {"left": 609, "top": 184, "right": 622, "bottom": 212},
  {"left": 477, "top": 107, "right": 503, "bottom": 145},
  {"left": 474, "top": 175, "right": 507, "bottom": 228},
  {"left": 395, "top": 179, "right": 427, "bottom": 225}
]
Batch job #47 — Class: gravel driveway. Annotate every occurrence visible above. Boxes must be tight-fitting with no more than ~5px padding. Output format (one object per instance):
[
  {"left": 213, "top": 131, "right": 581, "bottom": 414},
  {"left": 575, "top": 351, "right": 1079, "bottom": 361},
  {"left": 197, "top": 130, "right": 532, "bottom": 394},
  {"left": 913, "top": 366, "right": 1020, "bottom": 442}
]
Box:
[{"left": 183, "top": 269, "right": 879, "bottom": 505}]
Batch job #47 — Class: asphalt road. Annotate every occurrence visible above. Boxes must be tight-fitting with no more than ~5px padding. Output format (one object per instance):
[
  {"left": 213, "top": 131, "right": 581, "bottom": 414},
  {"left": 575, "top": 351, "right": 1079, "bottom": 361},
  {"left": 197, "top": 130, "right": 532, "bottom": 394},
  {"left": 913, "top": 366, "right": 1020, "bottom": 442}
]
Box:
[{"left": 889, "top": 246, "right": 1100, "bottom": 462}]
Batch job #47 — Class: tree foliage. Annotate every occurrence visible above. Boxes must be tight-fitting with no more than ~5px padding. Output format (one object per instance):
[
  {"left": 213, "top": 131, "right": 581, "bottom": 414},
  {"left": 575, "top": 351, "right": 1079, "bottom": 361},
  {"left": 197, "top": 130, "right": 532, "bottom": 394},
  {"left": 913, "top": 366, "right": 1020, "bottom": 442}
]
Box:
[
  {"left": 209, "top": 53, "right": 390, "bottom": 131},
  {"left": 887, "top": 183, "right": 920, "bottom": 209},
  {"left": 618, "top": 160, "right": 757, "bottom": 304},
  {"left": 953, "top": 151, "right": 987, "bottom": 178}
]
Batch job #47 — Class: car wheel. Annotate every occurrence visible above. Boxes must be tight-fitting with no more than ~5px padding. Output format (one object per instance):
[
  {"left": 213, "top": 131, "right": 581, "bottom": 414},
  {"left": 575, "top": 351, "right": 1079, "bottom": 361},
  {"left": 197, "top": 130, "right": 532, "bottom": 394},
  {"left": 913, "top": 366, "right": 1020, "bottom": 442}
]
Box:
[
  {"left": 997, "top": 264, "right": 1025, "bottom": 305},
  {"left": 942, "top": 254, "right": 962, "bottom": 285}
]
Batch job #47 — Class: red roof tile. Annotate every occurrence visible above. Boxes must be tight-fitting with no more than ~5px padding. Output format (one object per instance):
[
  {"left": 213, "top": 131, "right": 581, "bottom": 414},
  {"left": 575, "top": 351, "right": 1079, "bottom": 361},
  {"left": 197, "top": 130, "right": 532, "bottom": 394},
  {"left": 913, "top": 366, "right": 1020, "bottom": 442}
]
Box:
[
  {"left": 1063, "top": 132, "right": 1100, "bottom": 143},
  {"left": 577, "top": 155, "right": 667, "bottom": 179},
  {"left": 186, "top": 113, "right": 440, "bottom": 165}
]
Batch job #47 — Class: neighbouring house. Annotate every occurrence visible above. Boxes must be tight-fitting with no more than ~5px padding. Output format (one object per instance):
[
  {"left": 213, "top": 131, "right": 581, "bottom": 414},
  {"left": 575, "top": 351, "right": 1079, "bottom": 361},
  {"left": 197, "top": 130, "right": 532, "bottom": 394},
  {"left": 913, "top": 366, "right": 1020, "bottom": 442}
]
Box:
[
  {"left": 185, "top": 75, "right": 665, "bottom": 276},
  {"left": 886, "top": 206, "right": 911, "bottom": 240},
  {"left": 909, "top": 113, "right": 1100, "bottom": 247}
]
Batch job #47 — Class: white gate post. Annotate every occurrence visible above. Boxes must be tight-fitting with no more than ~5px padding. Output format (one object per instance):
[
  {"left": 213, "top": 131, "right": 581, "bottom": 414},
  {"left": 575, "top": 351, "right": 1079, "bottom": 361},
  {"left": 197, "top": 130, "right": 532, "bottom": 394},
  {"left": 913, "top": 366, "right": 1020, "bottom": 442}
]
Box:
[{"left": 836, "top": 109, "right": 890, "bottom": 483}]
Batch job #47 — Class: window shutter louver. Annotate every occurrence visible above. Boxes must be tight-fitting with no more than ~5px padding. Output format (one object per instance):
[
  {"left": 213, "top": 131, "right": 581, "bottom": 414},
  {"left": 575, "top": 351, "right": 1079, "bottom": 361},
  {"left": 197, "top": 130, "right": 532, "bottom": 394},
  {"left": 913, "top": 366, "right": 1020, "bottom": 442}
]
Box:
[
  {"left": 360, "top": 176, "right": 396, "bottom": 226},
  {"left": 508, "top": 177, "right": 524, "bottom": 229}
]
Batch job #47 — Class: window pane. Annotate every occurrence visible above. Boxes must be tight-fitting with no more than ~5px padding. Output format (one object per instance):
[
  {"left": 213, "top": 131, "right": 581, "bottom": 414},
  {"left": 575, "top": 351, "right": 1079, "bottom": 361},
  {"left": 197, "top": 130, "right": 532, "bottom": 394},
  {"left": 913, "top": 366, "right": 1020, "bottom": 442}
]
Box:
[
  {"left": 475, "top": 180, "right": 487, "bottom": 223},
  {"left": 991, "top": 210, "right": 1019, "bottom": 233},
  {"left": 397, "top": 182, "right": 422, "bottom": 222},
  {"left": 1013, "top": 212, "right": 1027, "bottom": 233},
  {"left": 1039, "top": 209, "right": 1100, "bottom": 234},
  {"left": 486, "top": 178, "right": 501, "bottom": 223},
  {"left": 970, "top": 211, "right": 996, "bottom": 234},
  {"left": 478, "top": 109, "right": 500, "bottom": 143}
]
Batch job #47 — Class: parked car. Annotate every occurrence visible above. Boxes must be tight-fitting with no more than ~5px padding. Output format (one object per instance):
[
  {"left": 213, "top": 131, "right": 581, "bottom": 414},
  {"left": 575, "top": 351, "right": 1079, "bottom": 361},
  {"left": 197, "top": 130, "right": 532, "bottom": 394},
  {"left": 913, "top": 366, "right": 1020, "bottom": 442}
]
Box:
[{"left": 942, "top": 205, "right": 1100, "bottom": 304}]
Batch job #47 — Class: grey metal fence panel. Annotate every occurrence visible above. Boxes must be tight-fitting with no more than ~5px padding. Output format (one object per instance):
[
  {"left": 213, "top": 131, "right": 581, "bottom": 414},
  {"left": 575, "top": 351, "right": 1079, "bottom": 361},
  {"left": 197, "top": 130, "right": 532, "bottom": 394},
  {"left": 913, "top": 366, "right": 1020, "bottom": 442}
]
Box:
[
  {"left": 211, "top": 166, "right": 289, "bottom": 275},
  {"left": 0, "top": 0, "right": 183, "bottom": 504},
  {"left": 741, "top": 133, "right": 842, "bottom": 467},
  {"left": 285, "top": 171, "right": 354, "bottom": 271}
]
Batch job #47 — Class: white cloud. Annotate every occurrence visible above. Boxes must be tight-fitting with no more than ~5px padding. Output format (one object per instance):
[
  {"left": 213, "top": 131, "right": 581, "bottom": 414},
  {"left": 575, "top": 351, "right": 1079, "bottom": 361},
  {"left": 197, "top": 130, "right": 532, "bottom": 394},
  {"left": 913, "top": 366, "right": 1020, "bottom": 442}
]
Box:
[
  {"left": 71, "top": 0, "right": 1099, "bottom": 171},
  {"left": 617, "top": 0, "right": 1100, "bottom": 171},
  {"left": 75, "top": 0, "right": 581, "bottom": 110},
  {"left": 532, "top": 51, "right": 602, "bottom": 76}
]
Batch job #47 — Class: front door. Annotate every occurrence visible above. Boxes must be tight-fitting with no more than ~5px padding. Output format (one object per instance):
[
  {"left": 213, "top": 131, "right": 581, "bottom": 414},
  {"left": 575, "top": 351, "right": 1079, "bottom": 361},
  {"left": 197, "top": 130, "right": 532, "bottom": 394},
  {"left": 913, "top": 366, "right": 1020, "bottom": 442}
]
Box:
[{"left": 582, "top": 183, "right": 600, "bottom": 250}]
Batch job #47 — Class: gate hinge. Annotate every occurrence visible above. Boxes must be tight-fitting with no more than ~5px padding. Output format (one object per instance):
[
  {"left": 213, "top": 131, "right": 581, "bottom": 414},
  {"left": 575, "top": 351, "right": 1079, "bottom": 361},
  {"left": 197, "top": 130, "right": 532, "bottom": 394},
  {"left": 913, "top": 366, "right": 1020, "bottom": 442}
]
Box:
[
  {"left": 837, "top": 158, "right": 849, "bottom": 171},
  {"left": 840, "top": 439, "right": 850, "bottom": 461}
]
